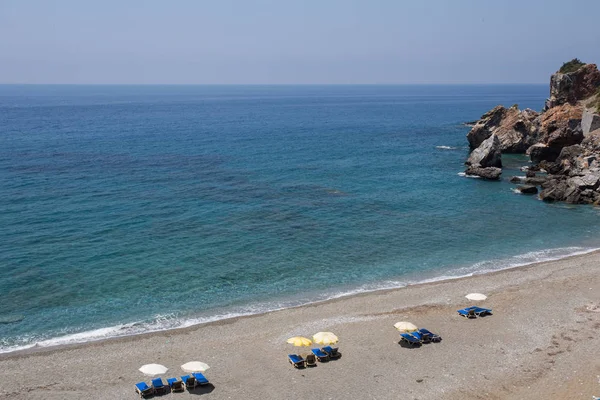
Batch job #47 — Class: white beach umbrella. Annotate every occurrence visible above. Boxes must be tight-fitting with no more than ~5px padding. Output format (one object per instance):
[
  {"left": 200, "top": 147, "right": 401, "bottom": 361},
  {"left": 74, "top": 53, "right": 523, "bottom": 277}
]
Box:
[
  {"left": 312, "top": 332, "right": 339, "bottom": 345},
  {"left": 465, "top": 293, "right": 487, "bottom": 301},
  {"left": 181, "top": 361, "right": 210, "bottom": 373},
  {"left": 394, "top": 321, "right": 418, "bottom": 333},
  {"left": 139, "top": 363, "right": 168, "bottom": 376}
]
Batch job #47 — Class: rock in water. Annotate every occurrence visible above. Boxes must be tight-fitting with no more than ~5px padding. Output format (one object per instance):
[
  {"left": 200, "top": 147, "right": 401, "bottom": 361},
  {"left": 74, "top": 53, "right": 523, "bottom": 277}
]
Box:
[
  {"left": 540, "top": 178, "right": 568, "bottom": 202},
  {"left": 517, "top": 185, "right": 538, "bottom": 194},
  {"left": 510, "top": 176, "right": 524, "bottom": 183},
  {"left": 466, "top": 105, "right": 538, "bottom": 152},
  {"left": 524, "top": 176, "right": 549, "bottom": 185},
  {"left": 464, "top": 61, "right": 600, "bottom": 204},
  {"left": 466, "top": 134, "right": 502, "bottom": 168},
  {"left": 464, "top": 166, "right": 502, "bottom": 180}
]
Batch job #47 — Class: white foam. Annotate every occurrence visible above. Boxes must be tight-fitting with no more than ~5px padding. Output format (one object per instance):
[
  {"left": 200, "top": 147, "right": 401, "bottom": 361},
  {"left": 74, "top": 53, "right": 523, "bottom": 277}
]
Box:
[
  {"left": 458, "top": 172, "right": 480, "bottom": 179},
  {"left": 436, "top": 145, "right": 457, "bottom": 150},
  {"left": 1, "top": 246, "right": 598, "bottom": 355}
]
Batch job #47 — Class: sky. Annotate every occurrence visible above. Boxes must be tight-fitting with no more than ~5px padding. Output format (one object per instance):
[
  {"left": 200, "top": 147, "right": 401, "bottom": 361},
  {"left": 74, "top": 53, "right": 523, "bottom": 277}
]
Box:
[{"left": 1, "top": 0, "right": 599, "bottom": 84}]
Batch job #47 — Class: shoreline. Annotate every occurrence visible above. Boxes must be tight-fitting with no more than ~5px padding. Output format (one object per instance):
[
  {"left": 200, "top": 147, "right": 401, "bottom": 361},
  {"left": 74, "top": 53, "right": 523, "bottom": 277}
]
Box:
[
  {"left": 1, "top": 244, "right": 599, "bottom": 399},
  {"left": 2, "top": 245, "right": 599, "bottom": 359}
]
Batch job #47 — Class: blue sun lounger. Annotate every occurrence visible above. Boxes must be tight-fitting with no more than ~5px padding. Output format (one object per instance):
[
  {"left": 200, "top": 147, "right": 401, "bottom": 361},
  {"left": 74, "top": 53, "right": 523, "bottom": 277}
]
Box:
[
  {"left": 410, "top": 330, "right": 428, "bottom": 343},
  {"left": 167, "top": 377, "right": 185, "bottom": 392},
  {"left": 181, "top": 375, "right": 196, "bottom": 389},
  {"left": 472, "top": 306, "right": 492, "bottom": 316},
  {"left": 458, "top": 306, "right": 492, "bottom": 318},
  {"left": 311, "top": 348, "right": 330, "bottom": 362},
  {"left": 322, "top": 345, "right": 341, "bottom": 359},
  {"left": 288, "top": 354, "right": 306, "bottom": 368},
  {"left": 457, "top": 307, "right": 476, "bottom": 318},
  {"left": 135, "top": 381, "right": 154, "bottom": 398},
  {"left": 152, "top": 377, "right": 167, "bottom": 395},
  {"left": 192, "top": 372, "right": 209, "bottom": 386},
  {"left": 418, "top": 328, "right": 441, "bottom": 342},
  {"left": 399, "top": 332, "right": 421, "bottom": 346}
]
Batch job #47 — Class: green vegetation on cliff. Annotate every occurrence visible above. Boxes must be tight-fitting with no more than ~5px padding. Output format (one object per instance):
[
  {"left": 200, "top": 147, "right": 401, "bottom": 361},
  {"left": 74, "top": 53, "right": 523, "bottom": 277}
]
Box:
[{"left": 559, "top": 58, "right": 586, "bottom": 74}]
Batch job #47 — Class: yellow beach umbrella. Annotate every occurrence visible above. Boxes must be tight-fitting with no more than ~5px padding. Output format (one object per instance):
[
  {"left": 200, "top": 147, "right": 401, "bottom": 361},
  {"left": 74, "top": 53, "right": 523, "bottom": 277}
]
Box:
[
  {"left": 394, "top": 321, "right": 418, "bottom": 333},
  {"left": 286, "top": 336, "right": 312, "bottom": 347},
  {"left": 313, "top": 332, "right": 338, "bottom": 345}
]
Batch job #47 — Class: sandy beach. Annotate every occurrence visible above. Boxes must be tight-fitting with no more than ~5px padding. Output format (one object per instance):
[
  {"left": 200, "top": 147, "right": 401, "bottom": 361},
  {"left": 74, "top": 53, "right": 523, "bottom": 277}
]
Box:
[{"left": 1, "top": 251, "right": 599, "bottom": 400}]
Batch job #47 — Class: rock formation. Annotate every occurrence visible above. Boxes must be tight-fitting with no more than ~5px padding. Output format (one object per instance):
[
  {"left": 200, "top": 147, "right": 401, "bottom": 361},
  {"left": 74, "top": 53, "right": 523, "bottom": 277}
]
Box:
[
  {"left": 466, "top": 134, "right": 502, "bottom": 168},
  {"left": 464, "top": 134, "right": 502, "bottom": 180},
  {"left": 465, "top": 166, "right": 502, "bottom": 180},
  {"left": 582, "top": 109, "right": 600, "bottom": 136},
  {"left": 517, "top": 185, "right": 538, "bottom": 194},
  {"left": 544, "top": 63, "right": 600, "bottom": 110},
  {"left": 467, "top": 105, "right": 538, "bottom": 152},
  {"left": 531, "top": 103, "right": 584, "bottom": 160},
  {"left": 464, "top": 60, "right": 600, "bottom": 203}
]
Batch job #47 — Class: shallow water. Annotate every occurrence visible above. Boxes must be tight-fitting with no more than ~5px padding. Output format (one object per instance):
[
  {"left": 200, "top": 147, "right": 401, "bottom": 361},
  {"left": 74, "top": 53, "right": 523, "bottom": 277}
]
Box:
[{"left": 1, "top": 84, "right": 600, "bottom": 352}]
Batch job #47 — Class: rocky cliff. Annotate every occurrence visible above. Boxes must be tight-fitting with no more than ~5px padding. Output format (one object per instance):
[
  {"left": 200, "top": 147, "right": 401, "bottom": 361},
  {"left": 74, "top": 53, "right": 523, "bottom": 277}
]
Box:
[
  {"left": 464, "top": 60, "right": 600, "bottom": 203},
  {"left": 545, "top": 63, "right": 600, "bottom": 109}
]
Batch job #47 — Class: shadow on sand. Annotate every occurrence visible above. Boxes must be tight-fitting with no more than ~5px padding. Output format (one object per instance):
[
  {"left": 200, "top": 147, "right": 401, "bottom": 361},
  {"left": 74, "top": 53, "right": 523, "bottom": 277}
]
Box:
[
  {"left": 398, "top": 340, "right": 422, "bottom": 349},
  {"left": 187, "top": 383, "right": 215, "bottom": 396}
]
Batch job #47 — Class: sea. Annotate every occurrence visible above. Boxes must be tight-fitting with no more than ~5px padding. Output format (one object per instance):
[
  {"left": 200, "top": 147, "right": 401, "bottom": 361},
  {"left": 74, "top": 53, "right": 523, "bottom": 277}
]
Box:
[{"left": 2, "top": 84, "right": 600, "bottom": 354}]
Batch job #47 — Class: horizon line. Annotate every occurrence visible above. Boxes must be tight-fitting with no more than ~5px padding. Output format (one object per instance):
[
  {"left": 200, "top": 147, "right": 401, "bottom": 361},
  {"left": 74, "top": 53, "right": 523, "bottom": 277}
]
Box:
[{"left": 0, "top": 82, "right": 548, "bottom": 86}]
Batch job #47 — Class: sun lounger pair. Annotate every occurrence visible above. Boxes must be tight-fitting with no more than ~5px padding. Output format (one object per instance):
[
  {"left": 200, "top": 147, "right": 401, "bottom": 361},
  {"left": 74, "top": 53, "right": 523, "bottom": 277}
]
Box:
[
  {"left": 400, "top": 328, "right": 442, "bottom": 346},
  {"left": 288, "top": 353, "right": 318, "bottom": 368},
  {"left": 413, "top": 328, "right": 441, "bottom": 343},
  {"left": 311, "top": 347, "right": 343, "bottom": 361},
  {"left": 289, "top": 347, "right": 341, "bottom": 368},
  {"left": 457, "top": 306, "right": 492, "bottom": 318},
  {"left": 135, "top": 378, "right": 168, "bottom": 397},
  {"left": 135, "top": 378, "right": 167, "bottom": 397},
  {"left": 400, "top": 332, "right": 421, "bottom": 346}
]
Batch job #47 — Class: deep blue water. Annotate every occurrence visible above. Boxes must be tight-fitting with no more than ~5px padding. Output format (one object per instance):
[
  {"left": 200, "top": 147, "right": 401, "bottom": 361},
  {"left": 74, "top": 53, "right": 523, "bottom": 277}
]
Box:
[{"left": 2, "top": 84, "right": 600, "bottom": 352}]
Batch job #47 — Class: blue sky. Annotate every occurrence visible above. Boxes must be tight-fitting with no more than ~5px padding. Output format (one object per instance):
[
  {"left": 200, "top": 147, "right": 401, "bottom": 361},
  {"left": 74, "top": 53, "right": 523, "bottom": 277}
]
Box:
[{"left": 1, "top": 0, "right": 599, "bottom": 84}]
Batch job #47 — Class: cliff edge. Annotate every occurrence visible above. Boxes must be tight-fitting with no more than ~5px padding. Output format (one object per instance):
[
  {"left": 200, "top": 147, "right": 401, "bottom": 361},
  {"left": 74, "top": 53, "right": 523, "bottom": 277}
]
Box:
[{"left": 464, "top": 59, "right": 600, "bottom": 203}]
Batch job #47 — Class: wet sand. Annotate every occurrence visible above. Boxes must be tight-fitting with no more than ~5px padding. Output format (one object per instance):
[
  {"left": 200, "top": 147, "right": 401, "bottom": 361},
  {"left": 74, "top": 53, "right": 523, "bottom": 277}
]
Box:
[{"left": 1, "top": 251, "right": 599, "bottom": 399}]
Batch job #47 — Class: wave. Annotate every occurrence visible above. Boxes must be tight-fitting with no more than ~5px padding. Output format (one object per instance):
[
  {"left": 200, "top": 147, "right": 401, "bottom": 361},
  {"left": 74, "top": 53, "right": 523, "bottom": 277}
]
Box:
[
  {"left": 458, "top": 172, "right": 480, "bottom": 179},
  {"left": 436, "top": 145, "right": 458, "bottom": 150},
  {"left": 412, "top": 246, "right": 598, "bottom": 283},
  {"left": 1, "top": 246, "right": 598, "bottom": 355}
]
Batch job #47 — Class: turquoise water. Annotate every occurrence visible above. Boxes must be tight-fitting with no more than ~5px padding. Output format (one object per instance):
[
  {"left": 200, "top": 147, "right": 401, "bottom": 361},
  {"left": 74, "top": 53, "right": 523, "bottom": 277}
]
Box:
[{"left": 2, "top": 84, "right": 600, "bottom": 353}]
